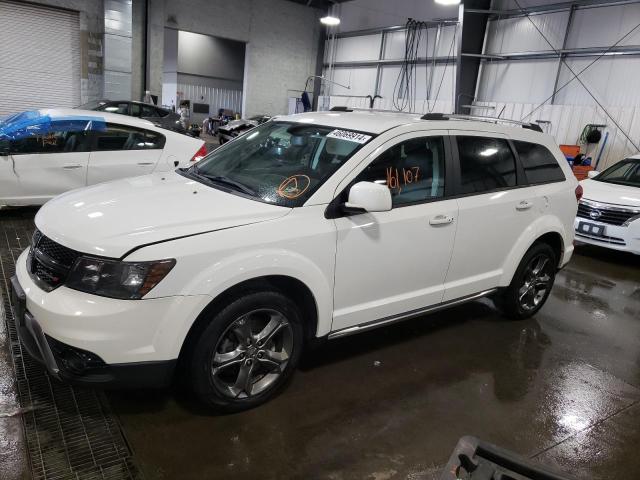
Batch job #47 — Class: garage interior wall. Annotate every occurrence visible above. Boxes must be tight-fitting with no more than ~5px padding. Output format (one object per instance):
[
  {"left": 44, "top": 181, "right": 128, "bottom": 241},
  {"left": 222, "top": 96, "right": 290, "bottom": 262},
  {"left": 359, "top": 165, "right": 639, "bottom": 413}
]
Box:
[
  {"left": 323, "top": 24, "right": 459, "bottom": 113},
  {"left": 163, "top": 29, "right": 245, "bottom": 120},
  {"left": 148, "top": 0, "right": 322, "bottom": 117},
  {"left": 475, "top": 1, "right": 640, "bottom": 169},
  {"left": 320, "top": 0, "right": 460, "bottom": 113}
]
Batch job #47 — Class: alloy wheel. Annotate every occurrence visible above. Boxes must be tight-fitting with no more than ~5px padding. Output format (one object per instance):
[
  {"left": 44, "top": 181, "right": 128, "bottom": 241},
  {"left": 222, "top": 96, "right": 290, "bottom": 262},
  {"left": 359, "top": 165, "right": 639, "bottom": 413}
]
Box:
[
  {"left": 211, "top": 309, "right": 293, "bottom": 399},
  {"left": 517, "top": 253, "right": 553, "bottom": 312}
]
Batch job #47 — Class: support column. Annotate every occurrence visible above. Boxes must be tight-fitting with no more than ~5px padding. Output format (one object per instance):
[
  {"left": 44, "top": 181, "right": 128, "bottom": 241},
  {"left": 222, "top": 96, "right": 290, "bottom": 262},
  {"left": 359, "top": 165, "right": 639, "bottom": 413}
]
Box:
[
  {"left": 146, "top": 0, "right": 165, "bottom": 103},
  {"left": 103, "top": 0, "right": 133, "bottom": 100},
  {"left": 455, "top": 0, "right": 491, "bottom": 114},
  {"left": 162, "top": 27, "right": 178, "bottom": 111}
]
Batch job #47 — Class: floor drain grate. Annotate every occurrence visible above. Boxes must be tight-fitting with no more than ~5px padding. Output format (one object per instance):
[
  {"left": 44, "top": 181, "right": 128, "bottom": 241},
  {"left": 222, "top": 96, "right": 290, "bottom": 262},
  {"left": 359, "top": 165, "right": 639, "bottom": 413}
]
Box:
[{"left": 0, "top": 211, "right": 142, "bottom": 480}]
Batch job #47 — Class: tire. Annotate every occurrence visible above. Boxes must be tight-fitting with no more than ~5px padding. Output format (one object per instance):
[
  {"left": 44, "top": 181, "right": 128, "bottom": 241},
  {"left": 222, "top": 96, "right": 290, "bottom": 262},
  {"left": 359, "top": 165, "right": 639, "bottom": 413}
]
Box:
[
  {"left": 499, "top": 242, "right": 557, "bottom": 320},
  {"left": 188, "top": 290, "right": 304, "bottom": 412}
]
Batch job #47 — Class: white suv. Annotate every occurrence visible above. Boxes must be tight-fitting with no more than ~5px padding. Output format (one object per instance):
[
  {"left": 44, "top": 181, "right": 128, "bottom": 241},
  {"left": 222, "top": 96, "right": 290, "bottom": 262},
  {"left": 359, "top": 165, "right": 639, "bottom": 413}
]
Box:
[{"left": 11, "top": 110, "right": 579, "bottom": 411}]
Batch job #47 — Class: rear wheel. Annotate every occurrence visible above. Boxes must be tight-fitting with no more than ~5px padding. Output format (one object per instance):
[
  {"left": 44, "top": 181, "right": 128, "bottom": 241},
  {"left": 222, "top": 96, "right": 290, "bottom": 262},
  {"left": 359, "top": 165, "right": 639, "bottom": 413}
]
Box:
[
  {"left": 188, "top": 290, "right": 303, "bottom": 412},
  {"left": 499, "top": 242, "right": 557, "bottom": 320}
]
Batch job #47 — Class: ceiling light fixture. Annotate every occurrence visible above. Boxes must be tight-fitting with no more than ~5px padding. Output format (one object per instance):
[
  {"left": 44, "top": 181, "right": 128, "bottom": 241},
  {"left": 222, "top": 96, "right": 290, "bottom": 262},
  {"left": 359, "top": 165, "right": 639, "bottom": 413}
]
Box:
[
  {"left": 320, "top": 15, "right": 340, "bottom": 26},
  {"left": 434, "top": 0, "right": 461, "bottom": 5}
]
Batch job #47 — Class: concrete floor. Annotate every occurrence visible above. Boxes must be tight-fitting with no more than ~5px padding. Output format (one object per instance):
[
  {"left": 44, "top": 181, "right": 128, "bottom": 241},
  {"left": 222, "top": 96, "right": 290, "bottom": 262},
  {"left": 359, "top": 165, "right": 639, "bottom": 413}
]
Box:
[
  {"left": 108, "top": 245, "right": 640, "bottom": 480},
  {"left": 1, "top": 207, "right": 639, "bottom": 479}
]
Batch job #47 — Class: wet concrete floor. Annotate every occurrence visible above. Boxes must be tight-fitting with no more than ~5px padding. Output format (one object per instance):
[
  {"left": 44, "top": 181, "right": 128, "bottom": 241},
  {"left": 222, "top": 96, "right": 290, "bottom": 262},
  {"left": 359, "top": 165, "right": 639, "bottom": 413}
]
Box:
[
  {"left": 1, "top": 206, "right": 639, "bottom": 479},
  {"left": 107, "top": 246, "right": 640, "bottom": 480}
]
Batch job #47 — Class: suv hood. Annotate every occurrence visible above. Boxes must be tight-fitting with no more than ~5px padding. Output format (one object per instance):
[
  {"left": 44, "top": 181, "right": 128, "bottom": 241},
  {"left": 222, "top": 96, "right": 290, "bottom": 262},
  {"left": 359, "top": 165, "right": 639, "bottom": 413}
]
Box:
[
  {"left": 35, "top": 171, "right": 290, "bottom": 258},
  {"left": 581, "top": 178, "right": 640, "bottom": 208}
]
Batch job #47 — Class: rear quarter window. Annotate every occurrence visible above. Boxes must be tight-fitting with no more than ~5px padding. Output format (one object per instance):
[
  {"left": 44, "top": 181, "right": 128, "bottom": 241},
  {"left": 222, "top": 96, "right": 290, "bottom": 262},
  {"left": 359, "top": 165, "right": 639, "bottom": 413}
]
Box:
[{"left": 513, "top": 140, "right": 565, "bottom": 184}]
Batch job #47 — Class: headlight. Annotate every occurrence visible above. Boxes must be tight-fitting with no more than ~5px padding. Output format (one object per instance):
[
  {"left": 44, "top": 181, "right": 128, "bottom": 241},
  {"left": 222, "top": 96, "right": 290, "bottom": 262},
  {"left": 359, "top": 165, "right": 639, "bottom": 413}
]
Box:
[
  {"left": 622, "top": 214, "right": 640, "bottom": 227},
  {"left": 66, "top": 257, "right": 176, "bottom": 299}
]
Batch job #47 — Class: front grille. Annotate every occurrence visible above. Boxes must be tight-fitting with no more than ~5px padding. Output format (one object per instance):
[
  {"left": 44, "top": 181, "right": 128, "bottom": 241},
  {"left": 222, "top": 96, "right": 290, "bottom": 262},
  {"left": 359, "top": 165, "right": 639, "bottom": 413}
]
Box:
[
  {"left": 28, "top": 229, "right": 81, "bottom": 290},
  {"left": 577, "top": 199, "right": 639, "bottom": 226}
]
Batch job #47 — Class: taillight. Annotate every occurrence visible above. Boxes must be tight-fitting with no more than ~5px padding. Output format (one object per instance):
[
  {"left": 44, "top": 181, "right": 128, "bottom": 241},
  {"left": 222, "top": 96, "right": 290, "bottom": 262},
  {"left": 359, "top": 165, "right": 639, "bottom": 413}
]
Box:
[
  {"left": 191, "top": 144, "right": 207, "bottom": 162},
  {"left": 575, "top": 184, "right": 583, "bottom": 203}
]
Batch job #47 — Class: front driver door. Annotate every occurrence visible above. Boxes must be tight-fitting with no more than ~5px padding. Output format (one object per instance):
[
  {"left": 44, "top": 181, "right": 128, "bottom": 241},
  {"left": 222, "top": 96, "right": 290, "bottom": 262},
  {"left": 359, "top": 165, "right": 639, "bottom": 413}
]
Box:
[
  {"left": 9, "top": 126, "right": 90, "bottom": 204},
  {"left": 331, "top": 132, "right": 459, "bottom": 333}
]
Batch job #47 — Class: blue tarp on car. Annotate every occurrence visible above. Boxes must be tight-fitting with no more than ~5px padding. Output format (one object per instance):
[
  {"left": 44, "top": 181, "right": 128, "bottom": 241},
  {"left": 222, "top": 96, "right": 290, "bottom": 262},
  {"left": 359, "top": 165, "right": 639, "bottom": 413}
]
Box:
[{"left": 0, "top": 111, "right": 107, "bottom": 140}]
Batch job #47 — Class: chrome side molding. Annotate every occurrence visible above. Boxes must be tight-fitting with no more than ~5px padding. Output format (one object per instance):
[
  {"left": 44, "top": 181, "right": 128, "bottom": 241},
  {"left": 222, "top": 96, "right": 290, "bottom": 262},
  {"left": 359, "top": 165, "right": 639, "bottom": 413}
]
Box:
[{"left": 328, "top": 288, "right": 498, "bottom": 340}]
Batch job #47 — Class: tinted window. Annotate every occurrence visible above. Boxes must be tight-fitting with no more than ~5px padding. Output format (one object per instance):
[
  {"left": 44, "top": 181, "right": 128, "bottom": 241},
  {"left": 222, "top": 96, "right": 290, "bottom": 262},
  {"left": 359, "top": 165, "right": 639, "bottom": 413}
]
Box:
[
  {"left": 457, "top": 136, "right": 516, "bottom": 194},
  {"left": 354, "top": 136, "right": 446, "bottom": 207},
  {"left": 156, "top": 108, "right": 170, "bottom": 118},
  {"left": 99, "top": 102, "right": 129, "bottom": 115},
  {"left": 93, "top": 124, "right": 165, "bottom": 151},
  {"left": 514, "top": 141, "right": 565, "bottom": 184},
  {"left": 131, "top": 103, "right": 141, "bottom": 117},
  {"left": 9, "top": 129, "right": 90, "bottom": 154},
  {"left": 141, "top": 105, "right": 159, "bottom": 117}
]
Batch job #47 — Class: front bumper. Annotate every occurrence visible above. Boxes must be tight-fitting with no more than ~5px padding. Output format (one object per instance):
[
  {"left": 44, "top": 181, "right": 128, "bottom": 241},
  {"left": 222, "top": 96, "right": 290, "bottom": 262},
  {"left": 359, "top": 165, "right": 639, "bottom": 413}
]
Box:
[
  {"left": 12, "top": 249, "right": 212, "bottom": 388},
  {"left": 574, "top": 217, "right": 640, "bottom": 254},
  {"left": 11, "top": 275, "right": 176, "bottom": 388}
]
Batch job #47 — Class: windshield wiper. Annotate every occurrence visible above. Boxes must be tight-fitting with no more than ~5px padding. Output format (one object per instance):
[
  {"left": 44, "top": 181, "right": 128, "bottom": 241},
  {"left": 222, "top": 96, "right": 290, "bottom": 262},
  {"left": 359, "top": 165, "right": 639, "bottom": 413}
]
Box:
[{"left": 197, "top": 173, "right": 257, "bottom": 196}]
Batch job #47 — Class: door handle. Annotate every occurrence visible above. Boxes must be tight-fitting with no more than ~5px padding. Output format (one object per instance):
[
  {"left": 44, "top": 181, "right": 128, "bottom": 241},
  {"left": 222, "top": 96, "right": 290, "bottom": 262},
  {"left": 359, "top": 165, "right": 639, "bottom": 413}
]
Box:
[
  {"left": 137, "top": 162, "right": 154, "bottom": 166},
  {"left": 516, "top": 200, "right": 533, "bottom": 211},
  {"left": 62, "top": 164, "right": 83, "bottom": 169},
  {"left": 429, "top": 214, "right": 454, "bottom": 226}
]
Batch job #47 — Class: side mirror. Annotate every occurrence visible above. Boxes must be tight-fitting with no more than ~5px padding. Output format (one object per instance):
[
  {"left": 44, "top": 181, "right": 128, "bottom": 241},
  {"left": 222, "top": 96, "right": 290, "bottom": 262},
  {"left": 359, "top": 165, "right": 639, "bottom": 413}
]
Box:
[
  {"left": 344, "top": 181, "right": 392, "bottom": 214},
  {"left": 587, "top": 170, "right": 599, "bottom": 179}
]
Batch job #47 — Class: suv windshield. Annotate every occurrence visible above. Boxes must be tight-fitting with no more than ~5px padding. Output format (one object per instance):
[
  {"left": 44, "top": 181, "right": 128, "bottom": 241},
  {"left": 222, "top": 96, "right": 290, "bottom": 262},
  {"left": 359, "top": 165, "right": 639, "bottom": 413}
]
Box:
[
  {"left": 183, "top": 121, "right": 373, "bottom": 206},
  {"left": 594, "top": 158, "right": 640, "bottom": 188}
]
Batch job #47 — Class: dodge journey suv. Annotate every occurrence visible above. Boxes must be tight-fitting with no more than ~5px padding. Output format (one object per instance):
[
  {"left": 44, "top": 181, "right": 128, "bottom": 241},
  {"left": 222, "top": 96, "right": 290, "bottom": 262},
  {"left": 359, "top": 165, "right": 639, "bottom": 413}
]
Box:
[{"left": 11, "top": 110, "right": 579, "bottom": 411}]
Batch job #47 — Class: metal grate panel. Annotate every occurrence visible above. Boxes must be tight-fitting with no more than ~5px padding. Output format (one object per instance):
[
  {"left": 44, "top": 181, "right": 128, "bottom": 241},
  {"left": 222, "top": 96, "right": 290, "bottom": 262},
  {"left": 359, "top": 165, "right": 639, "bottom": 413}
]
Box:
[{"left": 0, "top": 210, "right": 142, "bottom": 480}]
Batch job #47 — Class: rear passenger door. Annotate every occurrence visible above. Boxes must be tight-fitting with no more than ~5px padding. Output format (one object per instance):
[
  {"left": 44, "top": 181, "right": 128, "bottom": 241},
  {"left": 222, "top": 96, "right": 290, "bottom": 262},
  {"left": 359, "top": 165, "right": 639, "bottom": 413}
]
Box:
[
  {"left": 443, "top": 132, "right": 540, "bottom": 302},
  {"left": 87, "top": 123, "right": 165, "bottom": 185}
]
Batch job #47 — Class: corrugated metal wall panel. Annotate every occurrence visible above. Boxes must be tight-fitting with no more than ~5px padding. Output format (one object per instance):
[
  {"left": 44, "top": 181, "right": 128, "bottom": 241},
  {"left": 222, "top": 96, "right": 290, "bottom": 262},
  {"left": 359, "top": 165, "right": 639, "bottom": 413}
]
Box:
[
  {"left": 554, "top": 56, "right": 640, "bottom": 107},
  {"left": 0, "top": 1, "right": 80, "bottom": 115},
  {"left": 485, "top": 12, "right": 569, "bottom": 54},
  {"left": 476, "top": 59, "right": 559, "bottom": 104},
  {"left": 566, "top": 4, "right": 640, "bottom": 49},
  {"left": 335, "top": 34, "right": 382, "bottom": 62}
]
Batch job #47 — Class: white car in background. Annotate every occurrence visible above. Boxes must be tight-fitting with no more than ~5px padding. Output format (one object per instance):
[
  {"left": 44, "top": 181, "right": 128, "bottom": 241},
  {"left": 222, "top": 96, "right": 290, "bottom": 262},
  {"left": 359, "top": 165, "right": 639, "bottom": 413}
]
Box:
[
  {"left": 575, "top": 156, "right": 640, "bottom": 254},
  {"left": 0, "top": 108, "right": 207, "bottom": 207}
]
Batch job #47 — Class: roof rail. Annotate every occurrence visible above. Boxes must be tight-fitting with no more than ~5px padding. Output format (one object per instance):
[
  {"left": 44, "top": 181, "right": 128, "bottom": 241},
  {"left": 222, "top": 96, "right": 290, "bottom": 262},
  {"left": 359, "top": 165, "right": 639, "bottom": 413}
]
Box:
[
  {"left": 325, "top": 107, "right": 543, "bottom": 132},
  {"left": 420, "top": 113, "right": 543, "bottom": 132}
]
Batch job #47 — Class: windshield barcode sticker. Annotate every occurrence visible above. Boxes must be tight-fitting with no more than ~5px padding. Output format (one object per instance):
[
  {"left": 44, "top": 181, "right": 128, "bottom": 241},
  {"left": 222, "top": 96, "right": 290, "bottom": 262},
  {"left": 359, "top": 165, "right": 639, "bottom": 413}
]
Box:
[{"left": 327, "top": 129, "right": 372, "bottom": 144}]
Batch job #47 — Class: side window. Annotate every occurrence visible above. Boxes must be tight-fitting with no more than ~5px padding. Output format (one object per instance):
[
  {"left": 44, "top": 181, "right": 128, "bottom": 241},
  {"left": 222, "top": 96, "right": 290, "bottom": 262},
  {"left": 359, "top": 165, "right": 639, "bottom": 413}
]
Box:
[
  {"left": 513, "top": 140, "right": 566, "bottom": 184},
  {"left": 155, "top": 108, "right": 170, "bottom": 118},
  {"left": 130, "top": 103, "right": 142, "bottom": 117},
  {"left": 354, "top": 136, "right": 446, "bottom": 207},
  {"left": 9, "top": 129, "right": 90, "bottom": 154},
  {"left": 144, "top": 130, "right": 166, "bottom": 149},
  {"left": 141, "top": 105, "right": 158, "bottom": 117},
  {"left": 100, "top": 102, "right": 130, "bottom": 115},
  {"left": 457, "top": 136, "right": 516, "bottom": 194},
  {"left": 93, "top": 124, "right": 163, "bottom": 151}
]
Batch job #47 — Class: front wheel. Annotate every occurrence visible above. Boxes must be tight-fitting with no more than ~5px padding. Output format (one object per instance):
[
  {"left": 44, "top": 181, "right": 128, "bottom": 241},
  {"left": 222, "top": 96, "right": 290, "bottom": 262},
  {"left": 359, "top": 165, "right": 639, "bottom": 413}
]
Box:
[
  {"left": 498, "top": 243, "right": 557, "bottom": 320},
  {"left": 188, "top": 291, "right": 304, "bottom": 412}
]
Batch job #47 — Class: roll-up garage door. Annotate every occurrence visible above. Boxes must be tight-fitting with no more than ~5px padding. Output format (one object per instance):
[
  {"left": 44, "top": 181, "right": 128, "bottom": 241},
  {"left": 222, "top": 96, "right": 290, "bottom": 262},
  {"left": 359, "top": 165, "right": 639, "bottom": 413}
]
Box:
[{"left": 0, "top": 1, "right": 80, "bottom": 115}]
